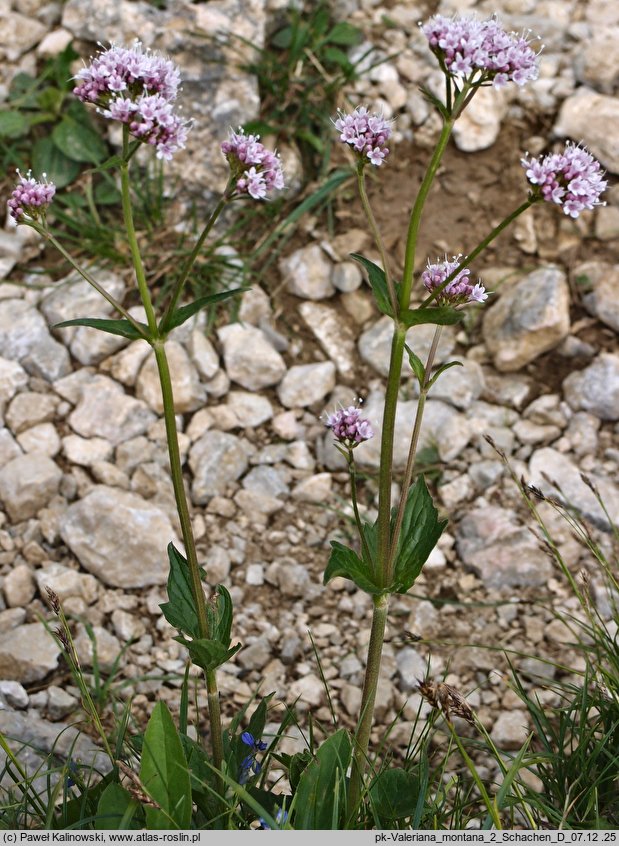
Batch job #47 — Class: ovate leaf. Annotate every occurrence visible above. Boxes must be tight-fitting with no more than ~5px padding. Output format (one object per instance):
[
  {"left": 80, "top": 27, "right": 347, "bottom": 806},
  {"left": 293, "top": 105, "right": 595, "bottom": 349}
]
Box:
[
  {"left": 140, "top": 701, "right": 192, "bottom": 829},
  {"left": 400, "top": 306, "right": 462, "bottom": 328},
  {"left": 390, "top": 476, "right": 447, "bottom": 594},
  {"left": 53, "top": 317, "right": 149, "bottom": 341},
  {"left": 159, "top": 543, "right": 202, "bottom": 640},
  {"left": 52, "top": 117, "right": 108, "bottom": 164},
  {"left": 293, "top": 729, "right": 351, "bottom": 829},
  {"left": 181, "top": 637, "right": 240, "bottom": 673},
  {"left": 160, "top": 287, "right": 249, "bottom": 333},
  {"left": 370, "top": 768, "right": 421, "bottom": 823},
  {"left": 350, "top": 253, "right": 395, "bottom": 317},
  {"left": 96, "top": 783, "right": 138, "bottom": 830},
  {"left": 323, "top": 541, "right": 381, "bottom": 595},
  {"left": 32, "top": 136, "right": 80, "bottom": 188},
  {"left": 0, "top": 110, "right": 29, "bottom": 139},
  {"left": 327, "top": 22, "right": 363, "bottom": 46}
]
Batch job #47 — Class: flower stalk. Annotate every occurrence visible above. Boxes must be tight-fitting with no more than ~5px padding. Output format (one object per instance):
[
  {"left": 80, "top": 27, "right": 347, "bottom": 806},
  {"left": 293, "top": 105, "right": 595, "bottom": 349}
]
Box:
[{"left": 119, "top": 127, "right": 224, "bottom": 770}]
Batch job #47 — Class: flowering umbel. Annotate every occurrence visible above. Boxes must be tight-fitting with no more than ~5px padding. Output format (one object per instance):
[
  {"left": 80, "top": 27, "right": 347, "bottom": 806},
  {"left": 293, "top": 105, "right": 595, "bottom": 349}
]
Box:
[
  {"left": 221, "top": 129, "right": 285, "bottom": 200},
  {"left": 422, "top": 256, "right": 487, "bottom": 305},
  {"left": 333, "top": 106, "right": 393, "bottom": 167},
  {"left": 325, "top": 404, "right": 374, "bottom": 449},
  {"left": 73, "top": 41, "right": 189, "bottom": 160},
  {"left": 8, "top": 171, "right": 55, "bottom": 222},
  {"left": 521, "top": 142, "right": 607, "bottom": 218},
  {"left": 423, "top": 14, "right": 540, "bottom": 88}
]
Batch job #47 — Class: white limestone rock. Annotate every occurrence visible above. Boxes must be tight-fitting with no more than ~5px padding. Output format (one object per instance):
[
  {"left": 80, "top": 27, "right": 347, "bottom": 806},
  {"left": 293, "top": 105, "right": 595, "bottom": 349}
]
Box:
[
  {"left": 59, "top": 486, "right": 178, "bottom": 587},
  {"left": 218, "top": 323, "right": 286, "bottom": 390},
  {"left": 277, "top": 362, "right": 336, "bottom": 408}
]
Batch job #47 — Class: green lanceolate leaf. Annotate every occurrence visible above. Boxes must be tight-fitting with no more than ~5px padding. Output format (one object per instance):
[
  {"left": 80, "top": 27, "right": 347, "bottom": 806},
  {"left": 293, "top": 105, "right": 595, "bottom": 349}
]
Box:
[
  {"left": 159, "top": 543, "right": 203, "bottom": 640},
  {"left": 293, "top": 729, "right": 352, "bottom": 829},
  {"left": 53, "top": 317, "right": 150, "bottom": 341},
  {"left": 160, "top": 287, "right": 249, "bottom": 334},
  {"left": 370, "top": 767, "right": 421, "bottom": 823},
  {"left": 350, "top": 253, "right": 395, "bottom": 317},
  {"left": 405, "top": 343, "right": 426, "bottom": 386},
  {"left": 323, "top": 541, "right": 382, "bottom": 595},
  {"left": 426, "top": 359, "right": 463, "bottom": 390},
  {"left": 140, "top": 701, "right": 192, "bottom": 829},
  {"left": 390, "top": 476, "right": 447, "bottom": 594},
  {"left": 418, "top": 85, "right": 450, "bottom": 120},
  {"left": 400, "top": 306, "right": 462, "bottom": 328},
  {"left": 181, "top": 637, "right": 241, "bottom": 673}
]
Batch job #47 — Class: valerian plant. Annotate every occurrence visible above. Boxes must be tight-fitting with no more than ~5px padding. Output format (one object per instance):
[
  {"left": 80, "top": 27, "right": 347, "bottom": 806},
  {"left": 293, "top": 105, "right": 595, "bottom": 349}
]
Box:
[
  {"left": 4, "top": 12, "right": 607, "bottom": 830},
  {"left": 322, "top": 10, "right": 605, "bottom": 823}
]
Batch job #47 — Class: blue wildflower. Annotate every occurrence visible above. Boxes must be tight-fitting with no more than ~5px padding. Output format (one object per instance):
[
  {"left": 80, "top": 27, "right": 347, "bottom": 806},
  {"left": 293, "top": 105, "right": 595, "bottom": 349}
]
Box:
[
  {"left": 238, "top": 731, "right": 267, "bottom": 784},
  {"left": 260, "top": 807, "right": 288, "bottom": 829}
]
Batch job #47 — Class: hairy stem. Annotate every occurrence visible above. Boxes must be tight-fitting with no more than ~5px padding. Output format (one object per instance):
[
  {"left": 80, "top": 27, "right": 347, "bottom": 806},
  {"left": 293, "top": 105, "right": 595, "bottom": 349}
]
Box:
[
  {"left": 387, "top": 326, "right": 442, "bottom": 574},
  {"left": 154, "top": 343, "right": 223, "bottom": 770},
  {"left": 118, "top": 132, "right": 224, "bottom": 771},
  {"left": 120, "top": 127, "right": 158, "bottom": 337},
  {"left": 347, "top": 594, "right": 389, "bottom": 817},
  {"left": 351, "top": 114, "right": 459, "bottom": 804}
]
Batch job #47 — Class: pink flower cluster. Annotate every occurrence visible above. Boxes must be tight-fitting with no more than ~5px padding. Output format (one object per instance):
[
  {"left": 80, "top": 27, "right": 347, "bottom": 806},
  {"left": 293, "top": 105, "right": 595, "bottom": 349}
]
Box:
[
  {"left": 422, "top": 256, "right": 487, "bottom": 305},
  {"left": 521, "top": 142, "right": 607, "bottom": 218},
  {"left": 333, "top": 106, "right": 392, "bottom": 167},
  {"left": 423, "top": 14, "right": 540, "bottom": 88},
  {"left": 325, "top": 405, "right": 374, "bottom": 447},
  {"left": 7, "top": 171, "right": 55, "bottom": 221},
  {"left": 73, "top": 41, "right": 189, "bottom": 160},
  {"left": 221, "top": 129, "right": 284, "bottom": 200}
]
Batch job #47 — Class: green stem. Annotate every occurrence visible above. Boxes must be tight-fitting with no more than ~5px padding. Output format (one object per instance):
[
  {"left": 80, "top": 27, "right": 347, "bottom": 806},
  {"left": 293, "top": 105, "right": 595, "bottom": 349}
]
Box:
[
  {"left": 350, "top": 111, "right": 460, "bottom": 805},
  {"left": 118, "top": 135, "right": 224, "bottom": 772},
  {"left": 400, "top": 80, "right": 476, "bottom": 310},
  {"left": 347, "top": 448, "right": 372, "bottom": 568},
  {"left": 347, "top": 594, "right": 389, "bottom": 817},
  {"left": 120, "top": 126, "right": 158, "bottom": 336},
  {"left": 159, "top": 179, "right": 233, "bottom": 332},
  {"left": 357, "top": 165, "right": 398, "bottom": 317},
  {"left": 386, "top": 326, "right": 442, "bottom": 577},
  {"left": 400, "top": 118, "right": 454, "bottom": 309},
  {"left": 154, "top": 343, "right": 223, "bottom": 770},
  {"left": 375, "top": 325, "right": 406, "bottom": 586}
]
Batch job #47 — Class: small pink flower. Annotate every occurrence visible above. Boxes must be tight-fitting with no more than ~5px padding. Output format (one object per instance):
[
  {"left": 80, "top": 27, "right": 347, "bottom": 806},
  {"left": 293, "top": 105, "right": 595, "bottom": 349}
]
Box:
[
  {"left": 221, "top": 129, "right": 284, "bottom": 200},
  {"left": 422, "top": 255, "right": 487, "bottom": 305},
  {"left": 522, "top": 142, "right": 607, "bottom": 218},
  {"left": 325, "top": 404, "right": 374, "bottom": 448},
  {"left": 333, "top": 106, "right": 393, "bottom": 167},
  {"left": 74, "top": 40, "right": 189, "bottom": 160},
  {"left": 7, "top": 171, "right": 55, "bottom": 222},
  {"left": 422, "top": 14, "right": 540, "bottom": 88}
]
